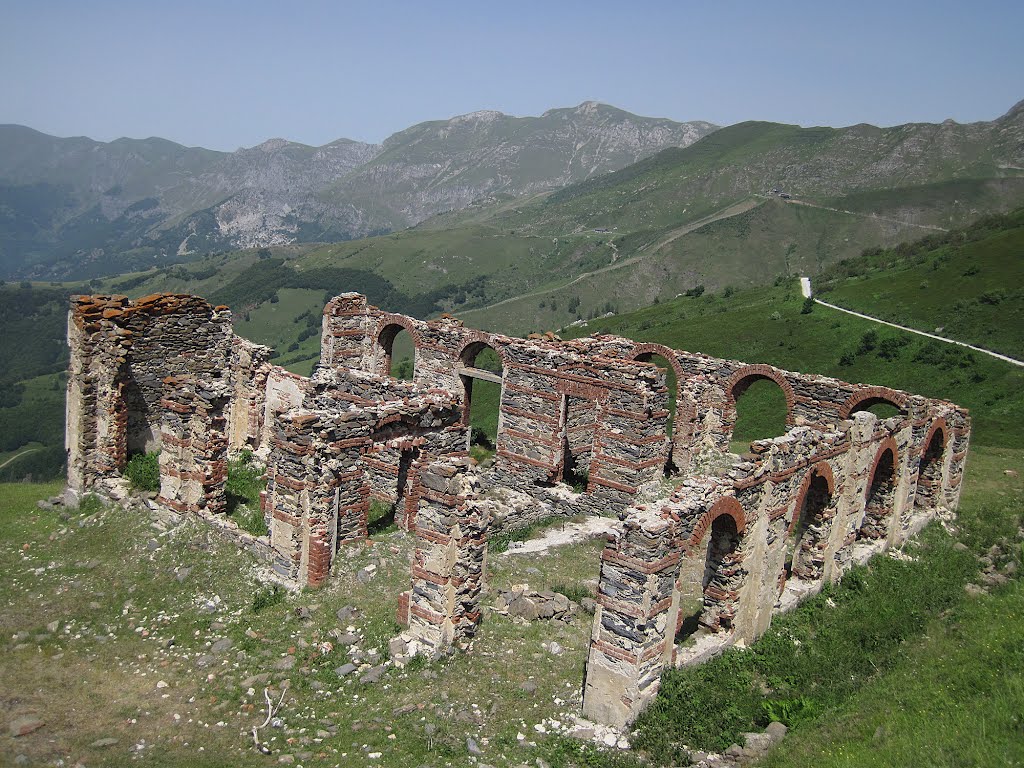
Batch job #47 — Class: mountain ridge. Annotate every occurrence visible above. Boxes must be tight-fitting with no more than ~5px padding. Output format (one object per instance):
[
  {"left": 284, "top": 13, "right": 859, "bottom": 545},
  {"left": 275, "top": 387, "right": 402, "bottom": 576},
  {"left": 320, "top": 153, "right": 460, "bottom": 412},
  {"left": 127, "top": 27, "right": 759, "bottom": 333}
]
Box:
[{"left": 0, "top": 103, "right": 718, "bottom": 278}]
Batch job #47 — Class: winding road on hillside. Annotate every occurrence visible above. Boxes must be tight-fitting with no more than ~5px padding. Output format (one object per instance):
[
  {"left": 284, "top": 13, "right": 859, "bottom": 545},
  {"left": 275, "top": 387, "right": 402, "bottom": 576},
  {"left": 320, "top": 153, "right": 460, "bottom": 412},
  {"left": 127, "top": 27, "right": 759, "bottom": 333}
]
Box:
[
  {"left": 465, "top": 197, "right": 767, "bottom": 315},
  {"left": 762, "top": 194, "right": 950, "bottom": 232},
  {"left": 462, "top": 192, "right": 953, "bottom": 321},
  {"left": 801, "top": 279, "right": 1024, "bottom": 368},
  {"left": 0, "top": 447, "right": 40, "bottom": 470}
]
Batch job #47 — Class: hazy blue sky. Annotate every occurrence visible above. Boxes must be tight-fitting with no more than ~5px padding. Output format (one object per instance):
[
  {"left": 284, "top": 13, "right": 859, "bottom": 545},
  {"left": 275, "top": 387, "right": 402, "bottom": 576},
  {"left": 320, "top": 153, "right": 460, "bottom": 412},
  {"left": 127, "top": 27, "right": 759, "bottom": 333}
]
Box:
[{"left": 1, "top": 0, "right": 1021, "bottom": 151}]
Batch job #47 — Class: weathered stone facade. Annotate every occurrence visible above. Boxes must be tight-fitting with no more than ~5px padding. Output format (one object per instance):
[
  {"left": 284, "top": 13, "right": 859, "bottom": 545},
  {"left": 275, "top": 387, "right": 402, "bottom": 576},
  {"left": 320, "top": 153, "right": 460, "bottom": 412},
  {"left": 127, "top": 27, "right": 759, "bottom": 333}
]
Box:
[{"left": 66, "top": 291, "right": 970, "bottom": 726}]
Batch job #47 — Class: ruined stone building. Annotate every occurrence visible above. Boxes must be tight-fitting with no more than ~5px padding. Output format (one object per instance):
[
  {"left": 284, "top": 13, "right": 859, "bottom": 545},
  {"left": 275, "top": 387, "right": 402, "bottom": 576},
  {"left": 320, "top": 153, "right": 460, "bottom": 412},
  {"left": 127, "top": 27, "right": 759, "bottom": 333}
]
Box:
[{"left": 65, "top": 291, "right": 969, "bottom": 727}]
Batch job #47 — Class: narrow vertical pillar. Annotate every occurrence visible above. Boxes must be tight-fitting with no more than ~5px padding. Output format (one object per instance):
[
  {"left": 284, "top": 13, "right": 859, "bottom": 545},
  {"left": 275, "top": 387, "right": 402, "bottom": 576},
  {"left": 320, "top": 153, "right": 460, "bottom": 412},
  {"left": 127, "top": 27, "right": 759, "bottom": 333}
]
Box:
[
  {"left": 582, "top": 506, "right": 683, "bottom": 728},
  {"left": 403, "top": 459, "right": 488, "bottom": 658}
]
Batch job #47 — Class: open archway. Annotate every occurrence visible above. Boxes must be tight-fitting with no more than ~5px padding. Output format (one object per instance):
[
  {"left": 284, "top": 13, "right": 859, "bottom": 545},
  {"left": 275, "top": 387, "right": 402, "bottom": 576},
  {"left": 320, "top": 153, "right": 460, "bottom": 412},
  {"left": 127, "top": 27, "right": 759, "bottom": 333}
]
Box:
[
  {"left": 787, "top": 465, "right": 835, "bottom": 583},
  {"left": 458, "top": 341, "right": 504, "bottom": 457},
  {"left": 633, "top": 348, "right": 680, "bottom": 476},
  {"left": 858, "top": 446, "right": 898, "bottom": 541},
  {"left": 841, "top": 387, "right": 907, "bottom": 421},
  {"left": 727, "top": 367, "right": 794, "bottom": 453},
  {"left": 378, "top": 322, "right": 417, "bottom": 380},
  {"left": 119, "top": 374, "right": 156, "bottom": 461},
  {"left": 676, "top": 499, "right": 746, "bottom": 642},
  {"left": 915, "top": 424, "right": 947, "bottom": 512}
]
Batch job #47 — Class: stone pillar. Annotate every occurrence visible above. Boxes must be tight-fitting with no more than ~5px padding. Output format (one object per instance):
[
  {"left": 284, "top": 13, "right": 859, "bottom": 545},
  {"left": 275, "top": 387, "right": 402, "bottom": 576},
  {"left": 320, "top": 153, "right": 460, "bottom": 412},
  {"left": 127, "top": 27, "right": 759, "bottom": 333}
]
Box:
[
  {"left": 582, "top": 506, "right": 684, "bottom": 728},
  {"left": 944, "top": 407, "right": 971, "bottom": 511},
  {"left": 156, "top": 377, "right": 230, "bottom": 516},
  {"left": 403, "top": 459, "right": 488, "bottom": 658},
  {"left": 320, "top": 293, "right": 374, "bottom": 371},
  {"left": 264, "top": 410, "right": 372, "bottom": 586}
]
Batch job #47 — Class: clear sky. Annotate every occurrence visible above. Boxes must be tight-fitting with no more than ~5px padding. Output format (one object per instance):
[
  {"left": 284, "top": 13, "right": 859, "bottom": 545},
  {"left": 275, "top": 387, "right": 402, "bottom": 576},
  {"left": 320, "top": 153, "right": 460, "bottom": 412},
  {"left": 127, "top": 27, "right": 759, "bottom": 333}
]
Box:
[{"left": 1, "top": 0, "right": 1021, "bottom": 151}]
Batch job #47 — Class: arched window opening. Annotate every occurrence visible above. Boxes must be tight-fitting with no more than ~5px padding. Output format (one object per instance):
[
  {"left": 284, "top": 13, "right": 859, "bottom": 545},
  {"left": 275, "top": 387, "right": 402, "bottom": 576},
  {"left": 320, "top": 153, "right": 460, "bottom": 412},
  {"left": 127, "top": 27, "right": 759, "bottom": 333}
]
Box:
[
  {"left": 676, "top": 512, "right": 743, "bottom": 644},
  {"left": 634, "top": 352, "right": 679, "bottom": 476},
  {"left": 858, "top": 448, "right": 897, "bottom": 541},
  {"left": 915, "top": 429, "right": 945, "bottom": 512},
  {"left": 788, "top": 473, "right": 832, "bottom": 582},
  {"left": 378, "top": 324, "right": 415, "bottom": 380},
  {"left": 459, "top": 343, "right": 504, "bottom": 462},
  {"left": 731, "top": 376, "right": 789, "bottom": 454},
  {"left": 851, "top": 399, "right": 902, "bottom": 420}
]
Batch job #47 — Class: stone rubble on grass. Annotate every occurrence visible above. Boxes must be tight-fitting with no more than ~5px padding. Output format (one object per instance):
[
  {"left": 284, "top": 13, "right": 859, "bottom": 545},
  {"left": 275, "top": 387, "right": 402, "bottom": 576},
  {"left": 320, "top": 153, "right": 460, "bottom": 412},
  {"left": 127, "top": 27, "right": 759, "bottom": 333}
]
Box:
[{"left": 492, "top": 585, "right": 579, "bottom": 623}]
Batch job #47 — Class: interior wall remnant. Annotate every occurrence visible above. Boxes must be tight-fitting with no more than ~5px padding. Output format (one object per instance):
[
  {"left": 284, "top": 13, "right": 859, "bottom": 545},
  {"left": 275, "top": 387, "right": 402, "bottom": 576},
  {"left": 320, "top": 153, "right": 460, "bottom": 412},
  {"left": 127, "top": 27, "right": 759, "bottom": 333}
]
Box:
[{"left": 156, "top": 376, "right": 230, "bottom": 516}]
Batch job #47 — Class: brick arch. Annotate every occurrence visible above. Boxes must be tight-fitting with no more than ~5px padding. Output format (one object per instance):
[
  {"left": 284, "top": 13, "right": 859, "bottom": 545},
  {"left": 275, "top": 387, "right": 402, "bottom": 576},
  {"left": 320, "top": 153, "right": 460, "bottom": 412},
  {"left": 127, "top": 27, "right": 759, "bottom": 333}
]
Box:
[
  {"left": 375, "top": 315, "right": 423, "bottom": 377},
  {"left": 922, "top": 418, "right": 949, "bottom": 456},
  {"left": 788, "top": 461, "right": 836, "bottom": 535},
  {"left": 726, "top": 364, "right": 797, "bottom": 418},
  {"left": 857, "top": 438, "right": 900, "bottom": 541},
  {"left": 630, "top": 342, "right": 687, "bottom": 388},
  {"left": 631, "top": 343, "right": 690, "bottom": 454},
  {"left": 688, "top": 496, "right": 747, "bottom": 548},
  {"left": 865, "top": 437, "right": 900, "bottom": 501},
  {"left": 456, "top": 333, "right": 509, "bottom": 369},
  {"left": 840, "top": 386, "right": 908, "bottom": 420}
]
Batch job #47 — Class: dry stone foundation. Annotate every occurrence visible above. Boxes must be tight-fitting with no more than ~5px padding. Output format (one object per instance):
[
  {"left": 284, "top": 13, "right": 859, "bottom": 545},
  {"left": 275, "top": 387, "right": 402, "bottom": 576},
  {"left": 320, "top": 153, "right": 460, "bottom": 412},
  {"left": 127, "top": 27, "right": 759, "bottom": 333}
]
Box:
[{"left": 66, "top": 291, "right": 970, "bottom": 728}]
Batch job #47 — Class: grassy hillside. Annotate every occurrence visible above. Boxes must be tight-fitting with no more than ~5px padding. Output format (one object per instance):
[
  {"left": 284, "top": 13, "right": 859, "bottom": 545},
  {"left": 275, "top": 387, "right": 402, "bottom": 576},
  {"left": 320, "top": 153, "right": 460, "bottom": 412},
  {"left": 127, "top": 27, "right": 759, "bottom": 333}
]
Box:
[
  {"left": 288, "top": 109, "right": 1024, "bottom": 334},
  {"left": 1, "top": 203, "right": 1022, "bottom": 765},
  {"left": 816, "top": 209, "right": 1024, "bottom": 359}
]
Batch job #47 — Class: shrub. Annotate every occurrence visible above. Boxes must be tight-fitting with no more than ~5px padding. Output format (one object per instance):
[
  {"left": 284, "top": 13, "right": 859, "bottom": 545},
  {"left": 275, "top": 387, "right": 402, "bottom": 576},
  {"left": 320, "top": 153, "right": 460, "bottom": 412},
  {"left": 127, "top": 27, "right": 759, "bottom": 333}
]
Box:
[
  {"left": 800, "top": 297, "right": 815, "bottom": 314},
  {"left": 857, "top": 330, "right": 878, "bottom": 354},
  {"left": 252, "top": 583, "right": 286, "bottom": 613},
  {"left": 124, "top": 451, "right": 160, "bottom": 492}
]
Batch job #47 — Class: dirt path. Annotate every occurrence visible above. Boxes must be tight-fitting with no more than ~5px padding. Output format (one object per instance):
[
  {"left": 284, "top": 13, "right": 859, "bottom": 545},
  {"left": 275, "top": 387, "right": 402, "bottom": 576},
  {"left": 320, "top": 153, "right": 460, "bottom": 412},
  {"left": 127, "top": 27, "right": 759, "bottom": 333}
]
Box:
[
  {"left": 760, "top": 194, "right": 949, "bottom": 232},
  {"left": 463, "top": 197, "right": 765, "bottom": 315},
  {"left": 500, "top": 516, "right": 619, "bottom": 555},
  {"left": 643, "top": 197, "right": 764, "bottom": 254},
  {"left": 0, "top": 447, "right": 40, "bottom": 470},
  {"left": 813, "top": 295, "right": 1024, "bottom": 368}
]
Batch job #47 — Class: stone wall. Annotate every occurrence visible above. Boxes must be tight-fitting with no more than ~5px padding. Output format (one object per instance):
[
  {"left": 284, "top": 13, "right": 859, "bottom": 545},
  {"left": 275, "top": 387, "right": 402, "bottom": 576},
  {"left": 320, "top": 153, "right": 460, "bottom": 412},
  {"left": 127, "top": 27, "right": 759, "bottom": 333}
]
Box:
[
  {"left": 262, "top": 367, "right": 465, "bottom": 585},
  {"left": 320, "top": 293, "right": 672, "bottom": 519},
  {"left": 66, "top": 291, "right": 972, "bottom": 730},
  {"left": 156, "top": 376, "right": 230, "bottom": 516},
  {"left": 66, "top": 294, "right": 233, "bottom": 495},
  {"left": 582, "top": 400, "right": 970, "bottom": 727},
  {"left": 398, "top": 459, "right": 490, "bottom": 658}
]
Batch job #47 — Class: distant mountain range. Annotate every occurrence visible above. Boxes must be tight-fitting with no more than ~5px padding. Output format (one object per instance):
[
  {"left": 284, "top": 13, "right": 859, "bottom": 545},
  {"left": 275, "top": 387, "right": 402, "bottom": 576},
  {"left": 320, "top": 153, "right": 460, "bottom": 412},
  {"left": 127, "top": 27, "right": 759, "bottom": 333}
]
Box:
[{"left": 0, "top": 103, "right": 717, "bottom": 278}]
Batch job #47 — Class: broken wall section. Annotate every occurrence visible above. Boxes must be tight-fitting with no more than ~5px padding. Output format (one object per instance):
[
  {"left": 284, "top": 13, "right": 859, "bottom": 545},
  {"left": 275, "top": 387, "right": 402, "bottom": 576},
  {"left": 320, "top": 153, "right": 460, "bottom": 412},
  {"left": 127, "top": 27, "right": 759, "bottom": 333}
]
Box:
[
  {"left": 66, "top": 294, "right": 233, "bottom": 496},
  {"left": 397, "top": 459, "right": 490, "bottom": 659},
  {"left": 157, "top": 376, "right": 230, "bottom": 516},
  {"left": 264, "top": 370, "right": 465, "bottom": 586},
  {"left": 319, "top": 294, "right": 675, "bottom": 526}
]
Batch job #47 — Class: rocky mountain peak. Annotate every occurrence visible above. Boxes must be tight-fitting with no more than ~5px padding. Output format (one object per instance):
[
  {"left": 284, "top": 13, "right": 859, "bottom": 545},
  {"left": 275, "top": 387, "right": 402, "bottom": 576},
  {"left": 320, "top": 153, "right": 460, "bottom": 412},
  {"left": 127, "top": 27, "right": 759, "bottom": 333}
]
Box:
[
  {"left": 252, "top": 138, "right": 293, "bottom": 152},
  {"left": 449, "top": 110, "right": 506, "bottom": 126}
]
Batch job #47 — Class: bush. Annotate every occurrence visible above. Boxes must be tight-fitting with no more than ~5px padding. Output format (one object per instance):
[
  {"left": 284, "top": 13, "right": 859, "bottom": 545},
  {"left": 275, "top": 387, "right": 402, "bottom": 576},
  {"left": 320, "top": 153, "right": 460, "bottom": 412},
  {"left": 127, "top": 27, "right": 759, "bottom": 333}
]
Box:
[
  {"left": 800, "top": 297, "right": 815, "bottom": 314},
  {"left": 124, "top": 451, "right": 160, "bottom": 492},
  {"left": 857, "top": 330, "right": 878, "bottom": 354},
  {"left": 252, "top": 583, "right": 285, "bottom": 613}
]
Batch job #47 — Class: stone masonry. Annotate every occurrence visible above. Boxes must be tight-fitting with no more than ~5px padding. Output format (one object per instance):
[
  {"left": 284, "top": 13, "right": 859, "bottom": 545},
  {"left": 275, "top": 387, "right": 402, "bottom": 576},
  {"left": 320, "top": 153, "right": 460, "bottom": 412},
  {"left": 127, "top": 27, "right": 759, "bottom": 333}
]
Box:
[{"left": 66, "top": 291, "right": 970, "bottom": 724}]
